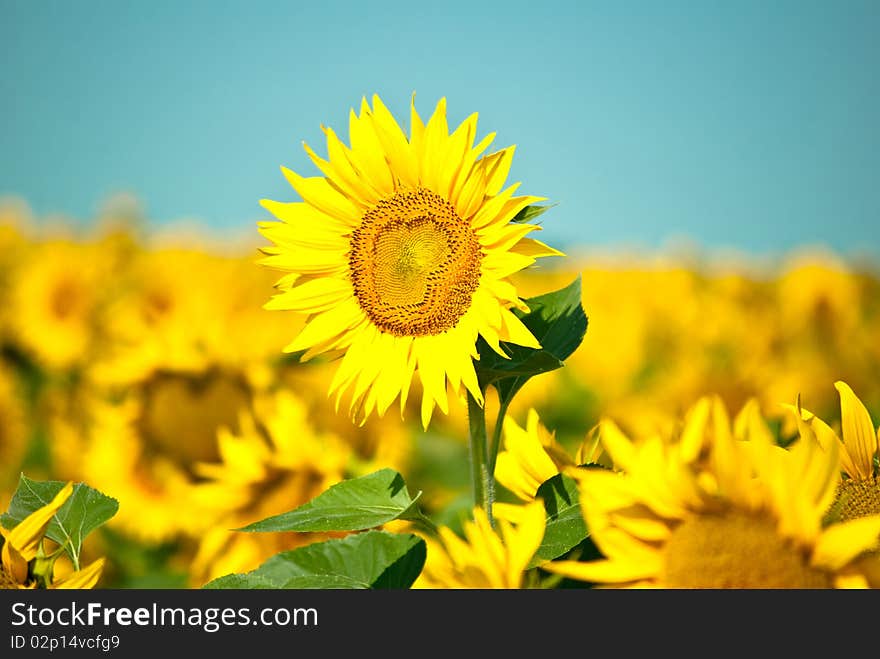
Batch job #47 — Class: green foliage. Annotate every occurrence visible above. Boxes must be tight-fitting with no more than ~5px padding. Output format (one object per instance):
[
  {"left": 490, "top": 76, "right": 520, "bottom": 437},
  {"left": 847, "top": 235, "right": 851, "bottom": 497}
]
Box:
[
  {"left": 530, "top": 473, "right": 588, "bottom": 567},
  {"left": 1, "top": 475, "right": 119, "bottom": 568},
  {"left": 237, "top": 468, "right": 425, "bottom": 533},
  {"left": 97, "top": 528, "right": 189, "bottom": 589},
  {"left": 204, "top": 531, "right": 426, "bottom": 589},
  {"left": 475, "top": 276, "right": 588, "bottom": 406},
  {"left": 511, "top": 203, "right": 558, "bottom": 224}
]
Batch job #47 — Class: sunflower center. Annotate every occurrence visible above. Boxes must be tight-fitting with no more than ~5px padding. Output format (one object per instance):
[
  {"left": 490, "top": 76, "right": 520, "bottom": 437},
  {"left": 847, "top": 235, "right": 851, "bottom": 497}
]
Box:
[
  {"left": 50, "top": 280, "right": 82, "bottom": 319},
  {"left": 836, "top": 478, "right": 880, "bottom": 521},
  {"left": 349, "top": 188, "right": 482, "bottom": 336},
  {"left": 663, "top": 511, "right": 833, "bottom": 588},
  {"left": 138, "top": 371, "right": 250, "bottom": 469},
  {"left": 0, "top": 566, "right": 20, "bottom": 589}
]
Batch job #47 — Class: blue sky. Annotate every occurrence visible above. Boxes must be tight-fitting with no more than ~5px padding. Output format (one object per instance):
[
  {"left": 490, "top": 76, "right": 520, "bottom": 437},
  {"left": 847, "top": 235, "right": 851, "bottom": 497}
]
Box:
[{"left": 1, "top": 0, "right": 878, "bottom": 254}]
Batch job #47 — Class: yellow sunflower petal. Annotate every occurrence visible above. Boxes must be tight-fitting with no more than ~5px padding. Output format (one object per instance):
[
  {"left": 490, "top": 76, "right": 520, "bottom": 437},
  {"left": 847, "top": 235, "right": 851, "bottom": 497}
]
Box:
[
  {"left": 349, "top": 104, "right": 395, "bottom": 196},
  {"left": 598, "top": 419, "right": 637, "bottom": 472},
  {"left": 50, "top": 557, "right": 105, "bottom": 589},
  {"left": 450, "top": 131, "right": 496, "bottom": 209},
  {"left": 501, "top": 501, "right": 546, "bottom": 582},
  {"left": 263, "top": 277, "right": 352, "bottom": 313},
  {"left": 679, "top": 397, "right": 710, "bottom": 463},
  {"left": 1, "top": 529, "right": 29, "bottom": 584},
  {"left": 482, "top": 147, "right": 516, "bottom": 197},
  {"left": 436, "top": 112, "right": 478, "bottom": 199},
  {"left": 510, "top": 237, "right": 565, "bottom": 259},
  {"left": 321, "top": 124, "right": 385, "bottom": 203},
  {"left": 281, "top": 167, "right": 361, "bottom": 224},
  {"left": 302, "top": 140, "right": 376, "bottom": 209},
  {"left": 787, "top": 399, "right": 862, "bottom": 480},
  {"left": 283, "top": 299, "right": 364, "bottom": 353},
  {"left": 543, "top": 557, "right": 661, "bottom": 584},
  {"left": 812, "top": 515, "right": 880, "bottom": 570},
  {"left": 835, "top": 381, "right": 878, "bottom": 480},
  {"left": 369, "top": 94, "right": 419, "bottom": 188}
]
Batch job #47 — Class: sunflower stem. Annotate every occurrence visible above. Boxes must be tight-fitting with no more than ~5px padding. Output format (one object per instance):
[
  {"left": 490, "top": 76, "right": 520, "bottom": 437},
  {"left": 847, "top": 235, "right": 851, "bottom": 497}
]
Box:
[
  {"left": 487, "top": 395, "right": 512, "bottom": 477},
  {"left": 466, "top": 391, "right": 493, "bottom": 525}
]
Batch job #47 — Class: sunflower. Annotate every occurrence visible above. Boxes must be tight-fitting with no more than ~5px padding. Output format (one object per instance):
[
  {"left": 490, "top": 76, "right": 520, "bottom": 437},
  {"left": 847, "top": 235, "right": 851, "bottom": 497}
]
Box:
[
  {"left": 0, "top": 200, "right": 29, "bottom": 336},
  {"left": 71, "top": 248, "right": 287, "bottom": 543},
  {"left": 789, "top": 381, "right": 880, "bottom": 523},
  {"left": 91, "top": 248, "right": 289, "bottom": 388},
  {"left": 259, "top": 94, "right": 561, "bottom": 428},
  {"left": 0, "top": 367, "right": 27, "bottom": 489},
  {"left": 414, "top": 499, "right": 545, "bottom": 589},
  {"left": 78, "top": 376, "right": 251, "bottom": 544},
  {"left": 1, "top": 482, "right": 105, "bottom": 589},
  {"left": 544, "top": 408, "right": 880, "bottom": 588},
  {"left": 188, "top": 391, "right": 351, "bottom": 585},
  {"left": 592, "top": 394, "right": 778, "bottom": 475},
  {"left": 8, "top": 240, "right": 111, "bottom": 372}
]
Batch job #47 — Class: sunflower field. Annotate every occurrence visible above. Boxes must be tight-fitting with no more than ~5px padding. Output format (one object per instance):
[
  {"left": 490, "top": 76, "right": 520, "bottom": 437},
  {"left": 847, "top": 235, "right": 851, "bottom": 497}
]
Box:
[{"left": 2, "top": 97, "right": 880, "bottom": 590}]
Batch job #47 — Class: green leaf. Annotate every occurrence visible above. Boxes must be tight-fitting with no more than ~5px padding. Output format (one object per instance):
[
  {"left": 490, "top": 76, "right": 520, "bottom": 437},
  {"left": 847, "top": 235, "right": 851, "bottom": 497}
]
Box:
[
  {"left": 237, "top": 468, "right": 422, "bottom": 533},
  {"left": 475, "top": 276, "right": 588, "bottom": 403},
  {"left": 529, "top": 473, "right": 588, "bottom": 568},
  {"left": 0, "top": 475, "right": 119, "bottom": 567},
  {"left": 203, "top": 531, "right": 426, "bottom": 589},
  {"left": 511, "top": 203, "right": 557, "bottom": 224},
  {"left": 202, "top": 573, "right": 276, "bottom": 589}
]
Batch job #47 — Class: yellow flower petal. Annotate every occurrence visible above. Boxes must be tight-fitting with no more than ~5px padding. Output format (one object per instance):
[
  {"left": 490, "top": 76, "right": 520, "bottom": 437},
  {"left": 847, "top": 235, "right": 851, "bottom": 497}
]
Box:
[
  {"left": 835, "top": 381, "right": 878, "bottom": 480},
  {"left": 543, "top": 557, "right": 661, "bottom": 584},
  {"left": 598, "top": 419, "right": 637, "bottom": 472},
  {"left": 509, "top": 237, "right": 565, "bottom": 259},
  {"left": 501, "top": 500, "right": 546, "bottom": 582},
  {"left": 280, "top": 167, "right": 361, "bottom": 225},
  {"left": 812, "top": 515, "right": 880, "bottom": 570},
  {"left": 1, "top": 529, "right": 29, "bottom": 584},
  {"left": 50, "top": 557, "right": 105, "bottom": 589}
]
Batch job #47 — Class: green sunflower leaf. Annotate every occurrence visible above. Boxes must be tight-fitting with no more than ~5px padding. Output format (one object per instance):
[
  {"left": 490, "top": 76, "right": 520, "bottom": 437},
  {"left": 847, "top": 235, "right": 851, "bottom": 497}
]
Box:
[
  {"left": 475, "top": 275, "right": 588, "bottom": 403},
  {"left": 203, "top": 531, "right": 426, "bottom": 589},
  {"left": 511, "top": 203, "right": 558, "bottom": 224},
  {"left": 0, "top": 475, "right": 119, "bottom": 568},
  {"left": 200, "top": 573, "right": 276, "bottom": 589},
  {"left": 529, "top": 473, "right": 589, "bottom": 568},
  {"left": 236, "top": 468, "right": 424, "bottom": 533}
]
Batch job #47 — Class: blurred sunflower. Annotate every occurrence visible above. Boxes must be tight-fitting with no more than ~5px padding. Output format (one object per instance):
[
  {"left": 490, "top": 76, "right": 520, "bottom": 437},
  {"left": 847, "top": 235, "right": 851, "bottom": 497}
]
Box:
[
  {"left": 188, "top": 391, "right": 351, "bottom": 585},
  {"left": 0, "top": 201, "right": 29, "bottom": 336},
  {"left": 8, "top": 240, "right": 112, "bottom": 372},
  {"left": 599, "top": 395, "right": 779, "bottom": 476},
  {"left": 70, "top": 249, "right": 288, "bottom": 543},
  {"left": 778, "top": 252, "right": 861, "bottom": 341},
  {"left": 545, "top": 412, "right": 880, "bottom": 588},
  {"left": 91, "top": 248, "right": 285, "bottom": 387},
  {"left": 1, "top": 482, "right": 105, "bottom": 589},
  {"left": 78, "top": 375, "right": 251, "bottom": 544},
  {"left": 790, "top": 381, "right": 880, "bottom": 523},
  {"left": 276, "top": 360, "right": 412, "bottom": 474},
  {"left": 260, "top": 94, "right": 561, "bottom": 428},
  {"left": 0, "top": 367, "right": 27, "bottom": 488},
  {"left": 414, "top": 499, "right": 545, "bottom": 589}
]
